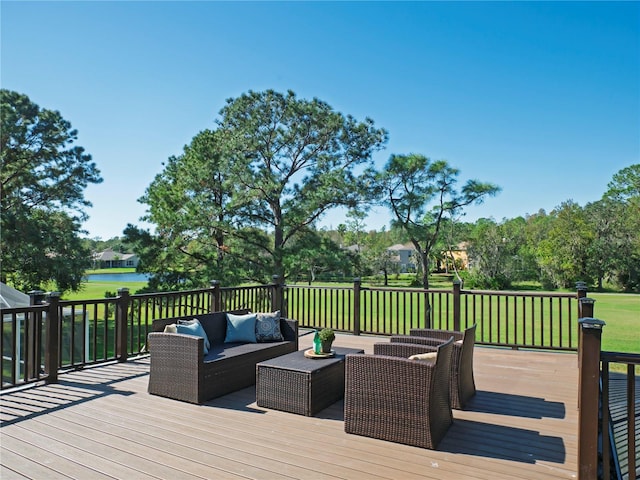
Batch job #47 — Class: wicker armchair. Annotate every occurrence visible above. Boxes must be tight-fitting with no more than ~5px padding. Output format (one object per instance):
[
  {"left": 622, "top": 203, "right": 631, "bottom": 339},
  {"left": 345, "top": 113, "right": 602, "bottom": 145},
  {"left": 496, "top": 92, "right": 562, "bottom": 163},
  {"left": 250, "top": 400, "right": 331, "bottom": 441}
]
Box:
[
  {"left": 391, "top": 324, "right": 477, "bottom": 409},
  {"left": 344, "top": 337, "right": 454, "bottom": 449}
]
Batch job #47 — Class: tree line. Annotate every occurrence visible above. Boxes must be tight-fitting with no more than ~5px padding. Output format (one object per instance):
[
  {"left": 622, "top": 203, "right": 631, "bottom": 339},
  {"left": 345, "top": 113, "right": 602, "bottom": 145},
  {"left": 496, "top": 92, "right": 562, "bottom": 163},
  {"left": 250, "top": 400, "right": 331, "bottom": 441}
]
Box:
[{"left": 2, "top": 88, "right": 637, "bottom": 295}]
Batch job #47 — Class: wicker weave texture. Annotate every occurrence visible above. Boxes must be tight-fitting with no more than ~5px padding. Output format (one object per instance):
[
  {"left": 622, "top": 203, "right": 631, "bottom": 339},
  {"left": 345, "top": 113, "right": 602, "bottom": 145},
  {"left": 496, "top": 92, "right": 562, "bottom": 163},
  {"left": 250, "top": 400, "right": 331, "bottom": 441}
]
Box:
[
  {"left": 256, "top": 347, "right": 364, "bottom": 416},
  {"left": 147, "top": 333, "right": 202, "bottom": 404},
  {"left": 344, "top": 338, "right": 454, "bottom": 449},
  {"left": 148, "top": 316, "right": 298, "bottom": 404},
  {"left": 401, "top": 324, "right": 477, "bottom": 409},
  {"left": 409, "top": 327, "right": 464, "bottom": 342}
]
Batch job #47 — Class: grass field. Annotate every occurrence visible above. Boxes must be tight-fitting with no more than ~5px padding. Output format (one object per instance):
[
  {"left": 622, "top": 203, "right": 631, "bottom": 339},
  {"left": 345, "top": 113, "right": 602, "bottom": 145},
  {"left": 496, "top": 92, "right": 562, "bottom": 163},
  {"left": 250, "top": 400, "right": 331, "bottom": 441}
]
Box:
[
  {"left": 86, "top": 268, "right": 138, "bottom": 274},
  {"left": 65, "top": 272, "right": 638, "bottom": 354},
  {"left": 66, "top": 281, "right": 148, "bottom": 300},
  {"left": 590, "top": 293, "right": 639, "bottom": 353}
]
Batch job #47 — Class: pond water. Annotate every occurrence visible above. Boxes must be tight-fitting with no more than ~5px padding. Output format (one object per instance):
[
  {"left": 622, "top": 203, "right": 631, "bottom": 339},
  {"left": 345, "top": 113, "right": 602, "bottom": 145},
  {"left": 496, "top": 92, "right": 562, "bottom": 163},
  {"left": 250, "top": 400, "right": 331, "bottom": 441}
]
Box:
[{"left": 86, "top": 273, "right": 150, "bottom": 282}]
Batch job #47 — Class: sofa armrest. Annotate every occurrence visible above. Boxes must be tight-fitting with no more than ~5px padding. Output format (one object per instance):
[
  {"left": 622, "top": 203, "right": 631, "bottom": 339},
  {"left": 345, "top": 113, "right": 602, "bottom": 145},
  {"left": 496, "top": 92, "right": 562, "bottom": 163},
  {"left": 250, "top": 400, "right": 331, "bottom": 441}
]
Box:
[
  {"left": 280, "top": 318, "right": 299, "bottom": 349},
  {"left": 148, "top": 332, "right": 204, "bottom": 366},
  {"left": 147, "top": 332, "right": 205, "bottom": 403}
]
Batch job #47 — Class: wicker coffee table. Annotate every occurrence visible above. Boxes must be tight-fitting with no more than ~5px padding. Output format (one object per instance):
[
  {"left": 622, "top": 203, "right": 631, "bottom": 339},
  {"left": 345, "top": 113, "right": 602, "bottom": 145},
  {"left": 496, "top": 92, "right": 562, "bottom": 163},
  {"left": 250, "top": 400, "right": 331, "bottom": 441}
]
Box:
[{"left": 256, "top": 347, "right": 364, "bottom": 416}]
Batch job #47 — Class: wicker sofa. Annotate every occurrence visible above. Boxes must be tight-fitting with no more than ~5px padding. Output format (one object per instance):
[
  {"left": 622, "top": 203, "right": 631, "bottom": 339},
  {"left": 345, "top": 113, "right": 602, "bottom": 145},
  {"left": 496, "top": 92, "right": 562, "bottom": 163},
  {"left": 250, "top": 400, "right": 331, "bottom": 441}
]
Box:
[{"left": 147, "top": 310, "right": 298, "bottom": 404}]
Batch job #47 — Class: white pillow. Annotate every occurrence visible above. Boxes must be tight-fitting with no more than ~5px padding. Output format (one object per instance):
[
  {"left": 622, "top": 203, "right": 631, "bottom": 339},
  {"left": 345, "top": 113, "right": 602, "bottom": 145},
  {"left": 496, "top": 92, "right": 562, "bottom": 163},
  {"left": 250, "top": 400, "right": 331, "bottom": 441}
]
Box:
[{"left": 408, "top": 352, "right": 437, "bottom": 363}]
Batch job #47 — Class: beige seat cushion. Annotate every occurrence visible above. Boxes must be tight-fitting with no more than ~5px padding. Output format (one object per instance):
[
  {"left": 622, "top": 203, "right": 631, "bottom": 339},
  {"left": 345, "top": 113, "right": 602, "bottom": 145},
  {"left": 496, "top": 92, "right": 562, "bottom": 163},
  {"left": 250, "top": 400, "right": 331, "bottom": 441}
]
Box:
[
  {"left": 408, "top": 352, "right": 437, "bottom": 363},
  {"left": 163, "top": 324, "right": 177, "bottom": 333}
]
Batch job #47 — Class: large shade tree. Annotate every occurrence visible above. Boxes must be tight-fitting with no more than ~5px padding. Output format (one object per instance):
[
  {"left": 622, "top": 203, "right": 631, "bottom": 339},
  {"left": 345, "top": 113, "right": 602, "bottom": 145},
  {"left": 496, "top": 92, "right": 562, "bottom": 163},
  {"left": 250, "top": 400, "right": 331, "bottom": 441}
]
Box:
[
  {"left": 535, "top": 200, "right": 594, "bottom": 288},
  {"left": 0, "top": 89, "right": 102, "bottom": 292},
  {"left": 378, "top": 153, "right": 500, "bottom": 290},
  {"left": 124, "top": 128, "right": 254, "bottom": 289},
  {"left": 467, "top": 216, "right": 536, "bottom": 289},
  {"left": 283, "top": 228, "right": 355, "bottom": 284},
  {"left": 218, "top": 90, "right": 388, "bottom": 279},
  {"left": 587, "top": 164, "right": 640, "bottom": 291},
  {"left": 129, "top": 90, "right": 388, "bottom": 286}
]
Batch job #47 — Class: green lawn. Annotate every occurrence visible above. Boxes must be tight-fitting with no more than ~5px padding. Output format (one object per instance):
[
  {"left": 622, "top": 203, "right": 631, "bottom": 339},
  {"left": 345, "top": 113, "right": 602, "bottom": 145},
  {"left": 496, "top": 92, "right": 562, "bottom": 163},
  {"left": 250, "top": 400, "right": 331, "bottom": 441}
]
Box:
[
  {"left": 65, "top": 273, "right": 638, "bottom": 354},
  {"left": 86, "top": 268, "right": 137, "bottom": 274},
  {"left": 590, "top": 293, "right": 639, "bottom": 353},
  {"left": 63, "top": 280, "right": 148, "bottom": 300}
]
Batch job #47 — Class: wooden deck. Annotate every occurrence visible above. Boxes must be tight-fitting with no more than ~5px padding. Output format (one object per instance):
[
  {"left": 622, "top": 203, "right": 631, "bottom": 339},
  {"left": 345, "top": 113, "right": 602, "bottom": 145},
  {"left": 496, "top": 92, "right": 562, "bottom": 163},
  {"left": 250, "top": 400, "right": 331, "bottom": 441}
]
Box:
[{"left": 0, "top": 333, "right": 578, "bottom": 479}]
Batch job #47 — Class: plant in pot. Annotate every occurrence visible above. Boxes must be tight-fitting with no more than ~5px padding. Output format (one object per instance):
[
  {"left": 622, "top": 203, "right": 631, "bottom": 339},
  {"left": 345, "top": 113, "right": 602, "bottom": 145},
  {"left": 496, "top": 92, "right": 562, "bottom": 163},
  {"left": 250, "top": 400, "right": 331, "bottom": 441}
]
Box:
[{"left": 318, "top": 328, "right": 335, "bottom": 353}]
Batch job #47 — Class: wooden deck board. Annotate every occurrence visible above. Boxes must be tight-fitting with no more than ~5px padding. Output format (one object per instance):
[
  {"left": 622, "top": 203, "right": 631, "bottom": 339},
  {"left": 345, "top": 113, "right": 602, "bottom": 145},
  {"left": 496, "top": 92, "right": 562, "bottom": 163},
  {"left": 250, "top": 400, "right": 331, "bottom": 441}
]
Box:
[{"left": 1, "top": 333, "right": 579, "bottom": 479}]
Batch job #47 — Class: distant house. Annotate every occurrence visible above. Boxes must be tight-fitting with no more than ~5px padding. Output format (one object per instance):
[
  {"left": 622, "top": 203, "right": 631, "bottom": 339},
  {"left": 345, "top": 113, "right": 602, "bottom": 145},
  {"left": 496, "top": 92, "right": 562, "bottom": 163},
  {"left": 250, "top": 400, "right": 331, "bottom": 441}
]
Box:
[
  {"left": 387, "top": 243, "right": 417, "bottom": 272},
  {"left": 0, "top": 282, "right": 30, "bottom": 308},
  {"left": 93, "top": 248, "right": 139, "bottom": 269},
  {"left": 344, "top": 244, "right": 363, "bottom": 254},
  {"left": 438, "top": 242, "right": 470, "bottom": 272},
  {"left": 385, "top": 242, "right": 470, "bottom": 273}
]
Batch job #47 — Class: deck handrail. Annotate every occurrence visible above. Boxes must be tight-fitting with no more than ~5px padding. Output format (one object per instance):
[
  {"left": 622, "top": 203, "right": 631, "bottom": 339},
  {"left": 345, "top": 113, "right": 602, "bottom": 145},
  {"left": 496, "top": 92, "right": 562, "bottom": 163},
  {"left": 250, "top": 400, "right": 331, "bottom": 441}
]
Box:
[
  {"left": 284, "top": 279, "right": 578, "bottom": 349},
  {"left": 600, "top": 351, "right": 639, "bottom": 480},
  {"left": 1, "top": 280, "right": 634, "bottom": 479},
  {"left": 2, "top": 279, "right": 585, "bottom": 391}
]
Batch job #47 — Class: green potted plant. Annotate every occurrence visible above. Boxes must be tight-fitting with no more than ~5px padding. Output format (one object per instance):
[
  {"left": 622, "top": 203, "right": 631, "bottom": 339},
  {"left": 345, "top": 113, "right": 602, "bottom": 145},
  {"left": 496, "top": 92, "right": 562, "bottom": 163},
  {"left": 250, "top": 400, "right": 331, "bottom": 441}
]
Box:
[{"left": 318, "top": 328, "right": 335, "bottom": 353}]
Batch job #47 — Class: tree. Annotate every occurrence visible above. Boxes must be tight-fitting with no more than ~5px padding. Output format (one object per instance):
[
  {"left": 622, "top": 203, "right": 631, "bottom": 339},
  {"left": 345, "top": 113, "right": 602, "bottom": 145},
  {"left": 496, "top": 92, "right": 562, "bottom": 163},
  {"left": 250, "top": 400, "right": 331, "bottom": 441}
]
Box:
[
  {"left": 604, "top": 164, "right": 640, "bottom": 203},
  {"left": 341, "top": 209, "right": 368, "bottom": 253},
  {"left": 595, "top": 164, "right": 640, "bottom": 291},
  {"left": 216, "top": 90, "right": 388, "bottom": 279},
  {"left": 0, "top": 89, "right": 102, "bottom": 292},
  {"left": 131, "top": 90, "right": 388, "bottom": 286},
  {"left": 536, "top": 200, "right": 593, "bottom": 288},
  {"left": 378, "top": 154, "right": 500, "bottom": 289},
  {"left": 125, "top": 128, "right": 255, "bottom": 288},
  {"left": 362, "top": 228, "right": 399, "bottom": 286},
  {"left": 283, "top": 229, "right": 354, "bottom": 284},
  {"left": 337, "top": 208, "right": 370, "bottom": 277},
  {"left": 466, "top": 217, "right": 532, "bottom": 289}
]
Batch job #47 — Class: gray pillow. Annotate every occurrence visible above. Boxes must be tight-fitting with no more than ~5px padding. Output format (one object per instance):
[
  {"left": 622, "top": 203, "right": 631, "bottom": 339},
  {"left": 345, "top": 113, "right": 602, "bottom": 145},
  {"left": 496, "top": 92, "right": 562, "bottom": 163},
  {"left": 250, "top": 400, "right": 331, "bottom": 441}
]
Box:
[{"left": 255, "top": 311, "right": 283, "bottom": 342}]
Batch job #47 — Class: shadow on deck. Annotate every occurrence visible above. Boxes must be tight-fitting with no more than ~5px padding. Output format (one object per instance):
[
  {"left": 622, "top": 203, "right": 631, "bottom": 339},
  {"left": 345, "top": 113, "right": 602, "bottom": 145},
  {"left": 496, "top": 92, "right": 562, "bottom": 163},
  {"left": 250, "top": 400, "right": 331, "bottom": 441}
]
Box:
[{"left": 0, "top": 335, "right": 578, "bottom": 480}]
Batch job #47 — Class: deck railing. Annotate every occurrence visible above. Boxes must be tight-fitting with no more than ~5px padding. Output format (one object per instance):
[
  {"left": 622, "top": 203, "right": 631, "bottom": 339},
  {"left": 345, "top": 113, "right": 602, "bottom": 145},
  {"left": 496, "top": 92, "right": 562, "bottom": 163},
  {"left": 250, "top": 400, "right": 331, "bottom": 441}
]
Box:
[
  {"left": 2, "top": 278, "right": 635, "bottom": 479},
  {"left": 285, "top": 279, "right": 579, "bottom": 350},
  {"left": 577, "top": 309, "right": 639, "bottom": 480},
  {"left": 2, "top": 278, "right": 584, "bottom": 390},
  {"left": 601, "top": 352, "right": 639, "bottom": 480}
]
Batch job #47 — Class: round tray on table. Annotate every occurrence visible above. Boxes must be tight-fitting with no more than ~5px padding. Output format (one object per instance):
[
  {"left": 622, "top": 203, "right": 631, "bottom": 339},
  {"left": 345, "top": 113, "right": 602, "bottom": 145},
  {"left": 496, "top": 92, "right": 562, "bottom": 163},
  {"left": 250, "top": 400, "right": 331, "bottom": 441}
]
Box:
[{"left": 304, "top": 348, "right": 335, "bottom": 359}]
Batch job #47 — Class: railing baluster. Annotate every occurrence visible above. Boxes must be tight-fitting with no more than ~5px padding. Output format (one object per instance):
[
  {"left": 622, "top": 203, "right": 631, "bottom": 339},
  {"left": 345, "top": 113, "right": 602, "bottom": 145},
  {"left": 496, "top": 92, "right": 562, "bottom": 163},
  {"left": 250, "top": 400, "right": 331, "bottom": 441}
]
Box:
[
  {"left": 559, "top": 297, "right": 564, "bottom": 349},
  {"left": 504, "top": 296, "right": 509, "bottom": 346},
  {"left": 23, "top": 310, "right": 31, "bottom": 381},
  {"left": 530, "top": 296, "right": 535, "bottom": 347},
  {"left": 485, "top": 294, "right": 490, "bottom": 343},
  {"left": 539, "top": 297, "right": 544, "bottom": 348},
  {"left": 602, "top": 360, "right": 611, "bottom": 480},
  {"left": 626, "top": 363, "right": 636, "bottom": 479},
  {"left": 8, "top": 315, "right": 20, "bottom": 382},
  {"left": 0, "top": 282, "right": 587, "bottom": 390},
  {"left": 92, "top": 303, "right": 98, "bottom": 362}
]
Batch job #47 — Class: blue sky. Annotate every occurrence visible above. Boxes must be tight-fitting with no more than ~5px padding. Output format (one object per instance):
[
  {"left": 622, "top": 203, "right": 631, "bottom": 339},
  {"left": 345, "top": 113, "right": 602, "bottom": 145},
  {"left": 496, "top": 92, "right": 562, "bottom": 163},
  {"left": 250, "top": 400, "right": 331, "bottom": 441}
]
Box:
[{"left": 2, "top": 1, "right": 639, "bottom": 240}]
